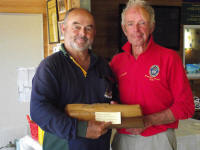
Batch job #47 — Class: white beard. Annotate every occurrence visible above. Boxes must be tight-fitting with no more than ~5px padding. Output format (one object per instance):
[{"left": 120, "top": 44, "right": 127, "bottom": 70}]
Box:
[{"left": 69, "top": 37, "right": 93, "bottom": 51}]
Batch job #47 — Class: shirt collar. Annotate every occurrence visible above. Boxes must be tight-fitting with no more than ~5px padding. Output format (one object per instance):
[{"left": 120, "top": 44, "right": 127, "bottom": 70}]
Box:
[
  {"left": 122, "top": 35, "right": 154, "bottom": 54},
  {"left": 59, "top": 43, "right": 98, "bottom": 68}
]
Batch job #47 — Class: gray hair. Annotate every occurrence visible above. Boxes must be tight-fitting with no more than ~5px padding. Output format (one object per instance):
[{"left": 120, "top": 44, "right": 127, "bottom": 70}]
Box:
[{"left": 121, "top": 0, "right": 155, "bottom": 27}]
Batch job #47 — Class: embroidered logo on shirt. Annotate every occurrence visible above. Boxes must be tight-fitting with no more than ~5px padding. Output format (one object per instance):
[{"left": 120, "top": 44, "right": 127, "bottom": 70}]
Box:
[
  {"left": 104, "top": 88, "right": 112, "bottom": 99},
  {"left": 145, "top": 65, "right": 160, "bottom": 81},
  {"left": 119, "top": 72, "right": 127, "bottom": 78},
  {"left": 149, "top": 65, "right": 159, "bottom": 77}
]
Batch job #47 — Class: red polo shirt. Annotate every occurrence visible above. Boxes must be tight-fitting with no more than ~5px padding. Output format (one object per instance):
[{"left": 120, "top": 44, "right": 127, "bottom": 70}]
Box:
[{"left": 110, "top": 37, "right": 194, "bottom": 136}]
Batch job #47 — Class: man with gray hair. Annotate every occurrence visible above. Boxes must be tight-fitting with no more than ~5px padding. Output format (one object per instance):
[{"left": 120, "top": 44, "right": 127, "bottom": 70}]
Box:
[
  {"left": 30, "top": 8, "right": 116, "bottom": 150},
  {"left": 110, "top": 0, "right": 194, "bottom": 150}
]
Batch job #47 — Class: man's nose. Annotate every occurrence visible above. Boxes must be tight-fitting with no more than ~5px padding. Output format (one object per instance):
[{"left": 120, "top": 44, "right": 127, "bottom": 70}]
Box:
[
  {"left": 79, "top": 27, "right": 87, "bottom": 36},
  {"left": 133, "top": 24, "right": 139, "bottom": 32}
]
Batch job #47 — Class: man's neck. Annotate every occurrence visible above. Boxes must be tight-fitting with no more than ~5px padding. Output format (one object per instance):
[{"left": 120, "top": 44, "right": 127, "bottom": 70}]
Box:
[
  {"left": 131, "top": 36, "right": 151, "bottom": 59},
  {"left": 67, "top": 47, "right": 90, "bottom": 71},
  {"left": 132, "top": 45, "right": 146, "bottom": 59}
]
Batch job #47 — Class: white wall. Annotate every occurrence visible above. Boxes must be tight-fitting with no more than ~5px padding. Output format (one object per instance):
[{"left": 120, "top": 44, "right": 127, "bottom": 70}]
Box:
[{"left": 0, "top": 13, "right": 43, "bottom": 146}]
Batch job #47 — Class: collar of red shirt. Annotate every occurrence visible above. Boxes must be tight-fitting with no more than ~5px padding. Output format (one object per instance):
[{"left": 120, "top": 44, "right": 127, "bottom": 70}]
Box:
[{"left": 121, "top": 35, "right": 154, "bottom": 54}]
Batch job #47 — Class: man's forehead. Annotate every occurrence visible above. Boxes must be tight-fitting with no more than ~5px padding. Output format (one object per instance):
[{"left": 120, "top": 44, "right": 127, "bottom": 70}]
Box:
[{"left": 71, "top": 21, "right": 94, "bottom": 27}]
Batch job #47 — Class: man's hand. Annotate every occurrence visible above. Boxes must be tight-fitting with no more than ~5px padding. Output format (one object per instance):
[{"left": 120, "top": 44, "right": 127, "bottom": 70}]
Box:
[
  {"left": 144, "top": 109, "right": 176, "bottom": 126},
  {"left": 86, "top": 120, "right": 111, "bottom": 139},
  {"left": 125, "top": 109, "right": 176, "bottom": 135},
  {"left": 125, "top": 116, "right": 152, "bottom": 134}
]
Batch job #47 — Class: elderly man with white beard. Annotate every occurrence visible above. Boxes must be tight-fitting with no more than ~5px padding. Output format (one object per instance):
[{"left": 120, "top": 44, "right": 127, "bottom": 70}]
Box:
[{"left": 30, "top": 8, "right": 117, "bottom": 150}]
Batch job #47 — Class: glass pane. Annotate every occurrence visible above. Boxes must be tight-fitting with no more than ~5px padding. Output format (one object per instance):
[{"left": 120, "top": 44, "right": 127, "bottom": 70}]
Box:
[{"left": 184, "top": 25, "right": 200, "bottom": 79}]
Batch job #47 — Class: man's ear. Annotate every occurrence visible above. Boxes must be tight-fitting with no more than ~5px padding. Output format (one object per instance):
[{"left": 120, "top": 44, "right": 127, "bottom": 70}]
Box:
[
  {"left": 61, "top": 23, "right": 65, "bottom": 35},
  {"left": 121, "top": 24, "right": 127, "bottom": 36}
]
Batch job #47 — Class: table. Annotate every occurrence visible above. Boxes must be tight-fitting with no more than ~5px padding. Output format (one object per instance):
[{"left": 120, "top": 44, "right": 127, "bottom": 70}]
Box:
[{"left": 175, "top": 118, "right": 200, "bottom": 150}]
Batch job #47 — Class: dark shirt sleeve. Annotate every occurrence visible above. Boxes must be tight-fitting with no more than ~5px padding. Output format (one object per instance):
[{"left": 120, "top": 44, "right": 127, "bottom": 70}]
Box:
[{"left": 30, "top": 59, "right": 87, "bottom": 140}]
